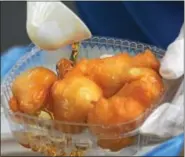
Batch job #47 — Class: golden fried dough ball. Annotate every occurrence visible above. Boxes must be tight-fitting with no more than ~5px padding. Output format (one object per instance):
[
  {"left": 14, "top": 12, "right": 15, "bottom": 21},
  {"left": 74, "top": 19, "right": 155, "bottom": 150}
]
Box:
[
  {"left": 133, "top": 49, "right": 160, "bottom": 72},
  {"left": 88, "top": 97, "right": 145, "bottom": 151},
  {"left": 87, "top": 67, "right": 164, "bottom": 151},
  {"left": 88, "top": 97, "right": 145, "bottom": 135},
  {"left": 10, "top": 67, "right": 57, "bottom": 115},
  {"left": 65, "top": 50, "right": 161, "bottom": 98},
  {"left": 51, "top": 75, "right": 102, "bottom": 133}
]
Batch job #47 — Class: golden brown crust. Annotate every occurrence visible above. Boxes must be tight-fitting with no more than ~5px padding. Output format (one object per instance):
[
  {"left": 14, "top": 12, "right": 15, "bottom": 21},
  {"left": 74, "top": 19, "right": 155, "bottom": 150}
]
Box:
[
  {"left": 10, "top": 67, "right": 57, "bottom": 115},
  {"left": 87, "top": 67, "right": 164, "bottom": 150},
  {"left": 51, "top": 75, "right": 103, "bottom": 133},
  {"left": 65, "top": 50, "right": 161, "bottom": 98},
  {"left": 9, "top": 50, "right": 164, "bottom": 151}
]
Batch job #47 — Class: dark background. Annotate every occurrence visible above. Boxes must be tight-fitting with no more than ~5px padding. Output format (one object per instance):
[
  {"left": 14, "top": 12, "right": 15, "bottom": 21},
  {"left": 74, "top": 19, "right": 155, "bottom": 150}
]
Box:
[{"left": 1, "top": 1, "right": 77, "bottom": 53}]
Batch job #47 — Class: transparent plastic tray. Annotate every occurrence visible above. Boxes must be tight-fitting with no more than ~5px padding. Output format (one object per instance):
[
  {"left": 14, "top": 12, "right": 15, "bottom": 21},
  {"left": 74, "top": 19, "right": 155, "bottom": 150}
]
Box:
[{"left": 1, "top": 36, "right": 169, "bottom": 156}]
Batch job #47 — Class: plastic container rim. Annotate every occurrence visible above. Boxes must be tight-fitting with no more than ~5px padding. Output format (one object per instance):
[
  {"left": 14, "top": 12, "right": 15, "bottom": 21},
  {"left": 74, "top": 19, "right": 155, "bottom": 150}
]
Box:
[{"left": 1, "top": 36, "right": 166, "bottom": 128}]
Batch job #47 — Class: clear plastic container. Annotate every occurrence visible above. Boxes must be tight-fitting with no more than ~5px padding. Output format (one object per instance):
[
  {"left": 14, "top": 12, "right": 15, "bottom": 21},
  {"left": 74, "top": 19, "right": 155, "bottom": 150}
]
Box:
[{"left": 1, "top": 36, "right": 166, "bottom": 156}]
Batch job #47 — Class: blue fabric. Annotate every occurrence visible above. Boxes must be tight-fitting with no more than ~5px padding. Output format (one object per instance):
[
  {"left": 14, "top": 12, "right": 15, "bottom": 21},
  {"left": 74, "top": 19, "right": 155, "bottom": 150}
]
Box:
[
  {"left": 1, "top": 3, "right": 184, "bottom": 156},
  {"left": 1, "top": 2, "right": 183, "bottom": 79},
  {"left": 143, "top": 133, "right": 184, "bottom": 156},
  {"left": 76, "top": 1, "right": 184, "bottom": 49},
  {"left": 1, "top": 49, "right": 184, "bottom": 157},
  {"left": 1, "top": 46, "right": 29, "bottom": 80}
]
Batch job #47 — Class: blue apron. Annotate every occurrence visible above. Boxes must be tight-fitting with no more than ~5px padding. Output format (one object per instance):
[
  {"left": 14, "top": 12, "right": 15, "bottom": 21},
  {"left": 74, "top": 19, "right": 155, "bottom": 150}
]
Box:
[{"left": 76, "top": 1, "right": 184, "bottom": 49}]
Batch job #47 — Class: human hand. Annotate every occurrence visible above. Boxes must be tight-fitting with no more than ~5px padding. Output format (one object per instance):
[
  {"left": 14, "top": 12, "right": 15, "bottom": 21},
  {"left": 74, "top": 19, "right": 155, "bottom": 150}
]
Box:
[
  {"left": 140, "top": 23, "right": 184, "bottom": 139},
  {"left": 159, "top": 23, "right": 184, "bottom": 79}
]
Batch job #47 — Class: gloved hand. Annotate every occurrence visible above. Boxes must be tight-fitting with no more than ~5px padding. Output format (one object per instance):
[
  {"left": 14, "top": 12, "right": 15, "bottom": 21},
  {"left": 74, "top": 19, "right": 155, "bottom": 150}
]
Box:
[
  {"left": 2, "top": 24, "right": 184, "bottom": 140},
  {"left": 159, "top": 23, "right": 184, "bottom": 80},
  {"left": 140, "top": 23, "right": 184, "bottom": 138},
  {"left": 1, "top": 46, "right": 30, "bottom": 81}
]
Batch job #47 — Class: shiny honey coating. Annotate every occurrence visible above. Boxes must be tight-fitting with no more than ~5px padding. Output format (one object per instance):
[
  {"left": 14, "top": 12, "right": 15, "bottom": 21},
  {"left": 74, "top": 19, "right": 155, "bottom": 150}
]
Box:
[
  {"left": 51, "top": 75, "right": 103, "bottom": 133},
  {"left": 70, "top": 42, "right": 80, "bottom": 62},
  {"left": 56, "top": 58, "right": 74, "bottom": 79},
  {"left": 65, "top": 49, "right": 161, "bottom": 98},
  {"left": 10, "top": 67, "right": 57, "bottom": 115},
  {"left": 9, "top": 49, "right": 164, "bottom": 153}
]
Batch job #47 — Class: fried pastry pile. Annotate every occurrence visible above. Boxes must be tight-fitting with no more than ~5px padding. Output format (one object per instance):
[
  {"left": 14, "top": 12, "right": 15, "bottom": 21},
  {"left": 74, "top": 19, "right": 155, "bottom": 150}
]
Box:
[{"left": 9, "top": 49, "right": 164, "bottom": 151}]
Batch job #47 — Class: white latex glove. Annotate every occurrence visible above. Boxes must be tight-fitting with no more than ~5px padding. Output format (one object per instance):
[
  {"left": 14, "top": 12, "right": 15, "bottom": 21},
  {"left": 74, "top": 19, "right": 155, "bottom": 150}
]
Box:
[
  {"left": 26, "top": 2, "right": 91, "bottom": 50},
  {"left": 140, "top": 23, "right": 184, "bottom": 138},
  {"left": 159, "top": 23, "right": 184, "bottom": 79}
]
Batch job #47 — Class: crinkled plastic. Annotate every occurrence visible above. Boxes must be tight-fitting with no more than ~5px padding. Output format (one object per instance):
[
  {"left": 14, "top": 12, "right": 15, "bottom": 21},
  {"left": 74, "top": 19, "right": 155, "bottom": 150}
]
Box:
[
  {"left": 26, "top": 2, "right": 91, "bottom": 50},
  {"left": 143, "top": 133, "right": 184, "bottom": 156}
]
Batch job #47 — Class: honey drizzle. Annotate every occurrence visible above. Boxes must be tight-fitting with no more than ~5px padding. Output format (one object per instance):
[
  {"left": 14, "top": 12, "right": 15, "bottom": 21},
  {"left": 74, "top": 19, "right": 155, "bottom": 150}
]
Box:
[{"left": 70, "top": 42, "right": 80, "bottom": 63}]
